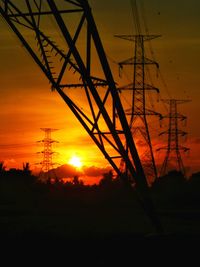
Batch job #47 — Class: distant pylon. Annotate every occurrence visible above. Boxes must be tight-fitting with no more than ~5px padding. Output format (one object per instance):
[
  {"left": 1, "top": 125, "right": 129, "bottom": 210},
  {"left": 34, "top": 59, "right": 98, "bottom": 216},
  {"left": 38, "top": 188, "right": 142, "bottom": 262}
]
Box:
[
  {"left": 114, "top": 0, "right": 162, "bottom": 186},
  {"left": 115, "top": 34, "right": 161, "bottom": 185},
  {"left": 157, "top": 99, "right": 190, "bottom": 176},
  {"left": 37, "top": 128, "right": 59, "bottom": 182}
]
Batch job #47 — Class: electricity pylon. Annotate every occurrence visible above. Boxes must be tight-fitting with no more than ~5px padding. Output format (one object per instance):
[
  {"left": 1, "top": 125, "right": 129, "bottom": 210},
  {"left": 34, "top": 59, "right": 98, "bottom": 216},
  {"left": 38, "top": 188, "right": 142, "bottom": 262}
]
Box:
[
  {"left": 157, "top": 99, "right": 190, "bottom": 176},
  {"left": 0, "top": 0, "right": 163, "bottom": 232},
  {"left": 37, "top": 128, "right": 59, "bottom": 182},
  {"left": 115, "top": 0, "right": 161, "bottom": 185}
]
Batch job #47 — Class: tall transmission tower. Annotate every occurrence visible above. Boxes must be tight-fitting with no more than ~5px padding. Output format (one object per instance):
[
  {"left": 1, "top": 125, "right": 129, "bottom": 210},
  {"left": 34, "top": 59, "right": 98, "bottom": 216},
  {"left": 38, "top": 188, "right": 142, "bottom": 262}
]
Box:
[
  {"left": 0, "top": 0, "right": 163, "bottom": 232},
  {"left": 115, "top": 0, "right": 161, "bottom": 185},
  {"left": 37, "top": 128, "right": 59, "bottom": 182},
  {"left": 157, "top": 99, "right": 190, "bottom": 177}
]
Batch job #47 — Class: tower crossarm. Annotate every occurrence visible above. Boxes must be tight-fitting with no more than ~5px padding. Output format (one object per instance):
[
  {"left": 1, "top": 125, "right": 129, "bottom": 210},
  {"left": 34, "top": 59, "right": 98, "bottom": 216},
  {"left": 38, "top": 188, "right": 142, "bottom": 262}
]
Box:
[
  {"left": 178, "top": 145, "right": 190, "bottom": 152},
  {"left": 125, "top": 107, "right": 162, "bottom": 118},
  {"left": 156, "top": 146, "right": 168, "bottom": 152},
  {"left": 114, "top": 34, "right": 161, "bottom": 42},
  {"left": 159, "top": 129, "right": 187, "bottom": 136},
  {"left": 161, "top": 99, "right": 192, "bottom": 105},
  {"left": 177, "top": 113, "right": 187, "bottom": 121},
  {"left": 118, "top": 83, "right": 159, "bottom": 93},
  {"left": 177, "top": 130, "right": 187, "bottom": 136},
  {"left": 119, "top": 57, "right": 159, "bottom": 68},
  {"left": 161, "top": 113, "right": 187, "bottom": 120},
  {"left": 59, "top": 76, "right": 109, "bottom": 88},
  {"left": 38, "top": 139, "right": 59, "bottom": 144},
  {"left": 157, "top": 145, "right": 189, "bottom": 152}
]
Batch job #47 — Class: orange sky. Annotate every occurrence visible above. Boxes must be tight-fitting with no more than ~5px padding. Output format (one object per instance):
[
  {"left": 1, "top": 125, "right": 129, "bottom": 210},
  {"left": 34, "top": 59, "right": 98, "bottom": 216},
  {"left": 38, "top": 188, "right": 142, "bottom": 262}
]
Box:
[{"left": 0, "top": 0, "right": 200, "bottom": 180}]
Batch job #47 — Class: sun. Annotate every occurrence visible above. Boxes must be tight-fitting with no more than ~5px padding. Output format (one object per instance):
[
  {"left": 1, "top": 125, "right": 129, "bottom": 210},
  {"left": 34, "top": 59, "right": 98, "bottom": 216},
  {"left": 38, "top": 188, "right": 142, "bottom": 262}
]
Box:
[{"left": 68, "top": 156, "right": 82, "bottom": 168}]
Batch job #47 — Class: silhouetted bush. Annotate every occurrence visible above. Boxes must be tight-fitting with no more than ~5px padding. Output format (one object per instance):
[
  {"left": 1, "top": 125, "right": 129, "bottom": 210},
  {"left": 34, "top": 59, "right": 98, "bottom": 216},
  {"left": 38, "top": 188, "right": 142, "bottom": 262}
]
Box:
[
  {"left": 186, "top": 172, "right": 200, "bottom": 206},
  {"left": 151, "top": 170, "right": 187, "bottom": 207}
]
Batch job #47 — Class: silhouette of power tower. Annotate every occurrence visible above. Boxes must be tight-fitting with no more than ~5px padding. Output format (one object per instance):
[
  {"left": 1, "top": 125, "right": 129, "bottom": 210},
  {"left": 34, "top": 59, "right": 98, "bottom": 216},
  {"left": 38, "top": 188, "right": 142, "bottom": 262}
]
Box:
[
  {"left": 37, "top": 128, "right": 59, "bottom": 182},
  {"left": 157, "top": 99, "right": 190, "bottom": 176},
  {"left": 115, "top": 1, "right": 161, "bottom": 185},
  {"left": 0, "top": 0, "right": 163, "bottom": 233}
]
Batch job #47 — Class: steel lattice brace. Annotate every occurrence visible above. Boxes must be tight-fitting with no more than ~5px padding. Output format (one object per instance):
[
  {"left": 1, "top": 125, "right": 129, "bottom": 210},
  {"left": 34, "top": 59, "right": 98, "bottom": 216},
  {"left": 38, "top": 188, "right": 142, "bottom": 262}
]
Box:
[
  {"left": 115, "top": 34, "right": 161, "bottom": 185},
  {"left": 0, "top": 0, "right": 163, "bottom": 232},
  {"left": 157, "top": 99, "right": 190, "bottom": 176}
]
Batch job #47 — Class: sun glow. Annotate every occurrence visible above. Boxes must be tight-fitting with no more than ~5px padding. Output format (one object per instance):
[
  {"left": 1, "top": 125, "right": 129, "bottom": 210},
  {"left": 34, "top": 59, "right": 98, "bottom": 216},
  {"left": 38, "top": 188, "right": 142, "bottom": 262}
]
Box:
[{"left": 68, "top": 155, "right": 82, "bottom": 168}]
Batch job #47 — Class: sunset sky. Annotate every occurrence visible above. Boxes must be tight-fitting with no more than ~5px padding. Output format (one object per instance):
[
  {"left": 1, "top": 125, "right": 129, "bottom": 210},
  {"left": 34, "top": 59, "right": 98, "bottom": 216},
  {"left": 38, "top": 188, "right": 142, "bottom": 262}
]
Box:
[{"left": 0, "top": 0, "right": 199, "bottom": 182}]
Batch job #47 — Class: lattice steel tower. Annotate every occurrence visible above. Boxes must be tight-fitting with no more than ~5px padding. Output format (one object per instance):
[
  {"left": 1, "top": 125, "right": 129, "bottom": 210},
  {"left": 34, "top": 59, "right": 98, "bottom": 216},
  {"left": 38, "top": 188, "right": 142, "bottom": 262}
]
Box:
[
  {"left": 158, "top": 99, "right": 190, "bottom": 176},
  {"left": 115, "top": 0, "right": 161, "bottom": 185},
  {"left": 0, "top": 0, "right": 163, "bottom": 232},
  {"left": 37, "top": 128, "right": 58, "bottom": 181}
]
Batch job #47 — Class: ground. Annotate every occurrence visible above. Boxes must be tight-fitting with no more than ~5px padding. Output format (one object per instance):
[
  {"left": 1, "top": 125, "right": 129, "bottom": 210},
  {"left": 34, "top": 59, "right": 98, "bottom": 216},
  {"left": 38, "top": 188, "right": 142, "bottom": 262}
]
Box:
[{"left": 0, "top": 172, "right": 200, "bottom": 264}]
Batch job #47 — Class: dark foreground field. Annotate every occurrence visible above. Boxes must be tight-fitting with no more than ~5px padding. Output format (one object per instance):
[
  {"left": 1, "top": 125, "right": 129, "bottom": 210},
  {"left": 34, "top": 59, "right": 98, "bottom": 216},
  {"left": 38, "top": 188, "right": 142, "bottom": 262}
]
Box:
[{"left": 1, "top": 171, "right": 200, "bottom": 264}]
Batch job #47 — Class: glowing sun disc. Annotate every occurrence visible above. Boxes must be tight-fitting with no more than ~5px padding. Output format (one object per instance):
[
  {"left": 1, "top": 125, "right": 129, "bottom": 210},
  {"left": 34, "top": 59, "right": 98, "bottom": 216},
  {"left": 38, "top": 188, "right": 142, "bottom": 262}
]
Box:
[{"left": 69, "top": 156, "right": 82, "bottom": 168}]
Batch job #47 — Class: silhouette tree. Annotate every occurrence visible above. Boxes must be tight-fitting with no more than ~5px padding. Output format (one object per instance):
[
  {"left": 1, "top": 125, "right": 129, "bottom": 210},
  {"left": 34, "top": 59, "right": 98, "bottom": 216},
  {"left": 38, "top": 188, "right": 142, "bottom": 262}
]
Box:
[
  {"left": 0, "top": 161, "right": 6, "bottom": 173},
  {"left": 186, "top": 172, "right": 200, "bottom": 205},
  {"left": 0, "top": 161, "right": 6, "bottom": 181},
  {"left": 99, "top": 170, "right": 114, "bottom": 187},
  {"left": 151, "top": 170, "right": 187, "bottom": 207},
  {"left": 72, "top": 175, "right": 84, "bottom": 186},
  {"left": 23, "top": 162, "right": 31, "bottom": 176}
]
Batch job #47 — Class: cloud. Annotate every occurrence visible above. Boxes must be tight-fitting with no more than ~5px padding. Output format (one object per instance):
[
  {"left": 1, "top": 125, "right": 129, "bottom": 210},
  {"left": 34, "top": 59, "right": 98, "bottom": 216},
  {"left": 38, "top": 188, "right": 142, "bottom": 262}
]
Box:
[
  {"left": 47, "top": 164, "right": 112, "bottom": 180},
  {"left": 82, "top": 165, "right": 112, "bottom": 177},
  {"left": 50, "top": 164, "right": 82, "bottom": 178},
  {"left": 3, "top": 158, "right": 16, "bottom": 168}
]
